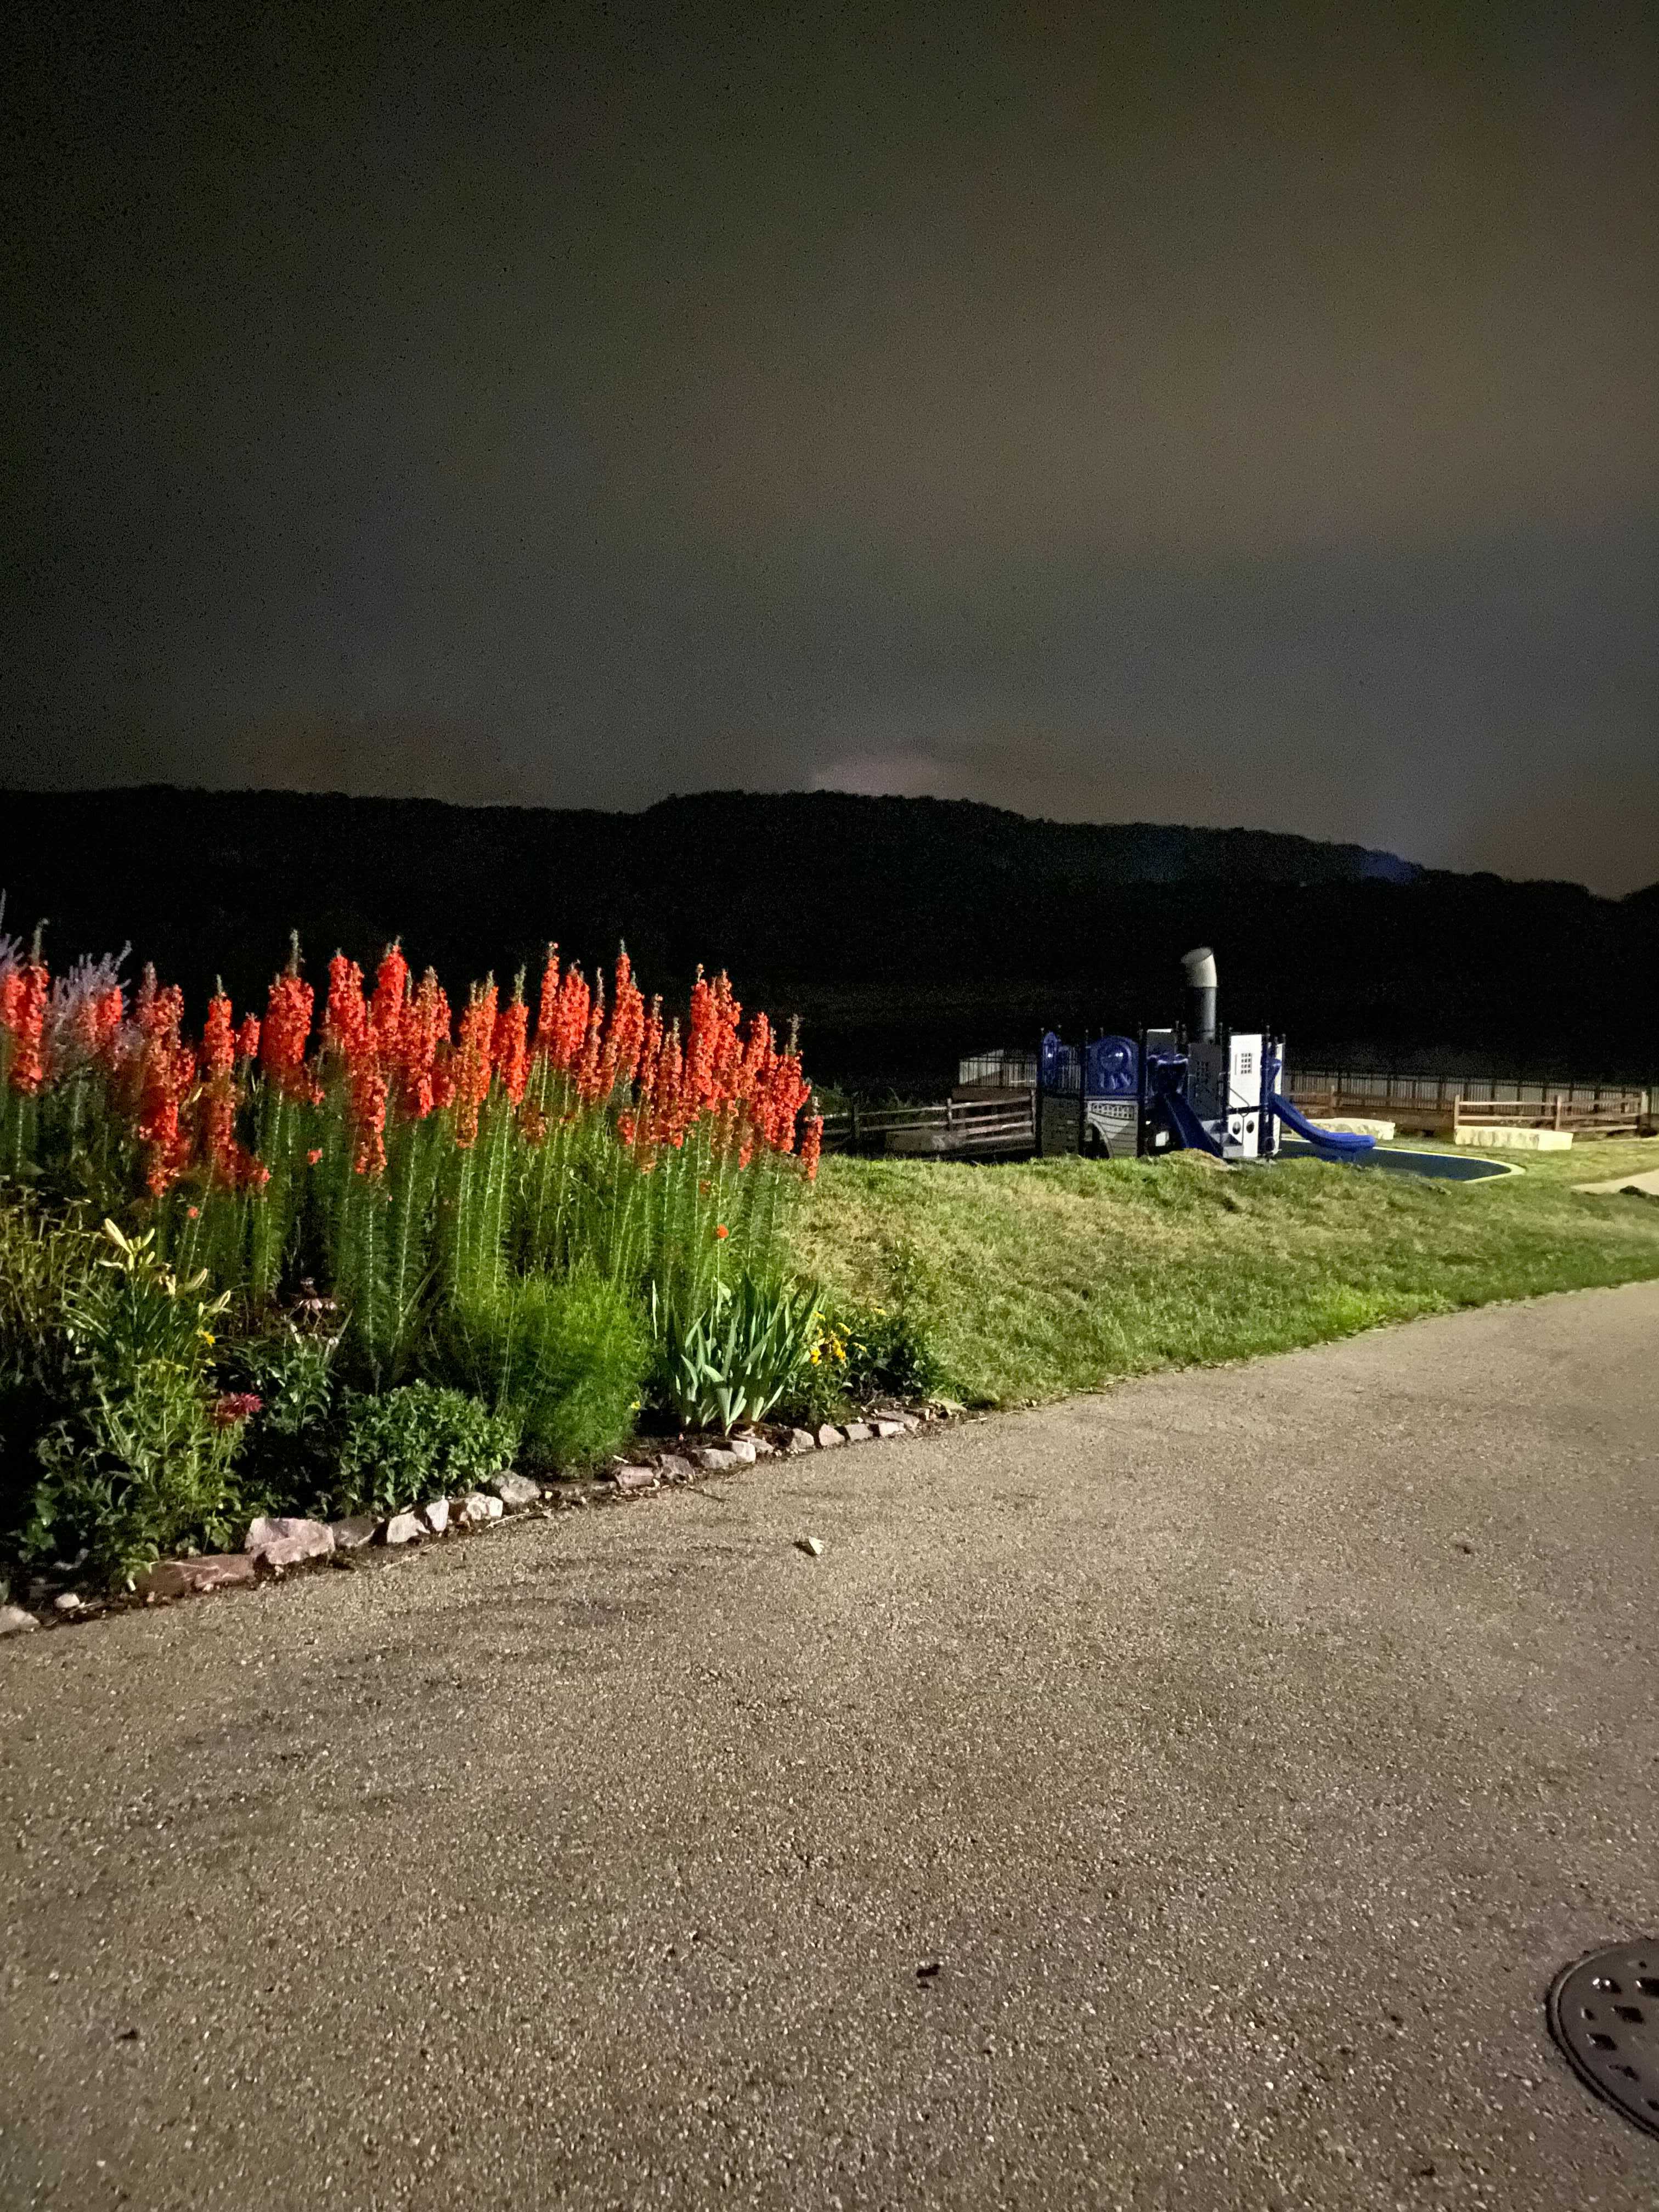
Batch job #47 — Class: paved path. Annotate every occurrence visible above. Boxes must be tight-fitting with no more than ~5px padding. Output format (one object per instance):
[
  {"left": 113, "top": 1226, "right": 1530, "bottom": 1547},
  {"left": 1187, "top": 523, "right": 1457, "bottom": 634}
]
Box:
[{"left": 4, "top": 1284, "right": 1659, "bottom": 2211}]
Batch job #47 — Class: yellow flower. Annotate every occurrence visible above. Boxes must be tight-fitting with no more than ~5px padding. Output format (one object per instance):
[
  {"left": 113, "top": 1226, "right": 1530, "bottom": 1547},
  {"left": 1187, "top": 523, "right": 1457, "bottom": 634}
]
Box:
[{"left": 200, "top": 1330, "right": 216, "bottom": 1346}]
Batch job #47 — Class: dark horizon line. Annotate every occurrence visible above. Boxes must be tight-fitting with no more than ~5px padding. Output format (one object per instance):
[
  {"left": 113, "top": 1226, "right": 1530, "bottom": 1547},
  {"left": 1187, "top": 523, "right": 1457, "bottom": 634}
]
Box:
[{"left": 3, "top": 777, "right": 1652, "bottom": 906}]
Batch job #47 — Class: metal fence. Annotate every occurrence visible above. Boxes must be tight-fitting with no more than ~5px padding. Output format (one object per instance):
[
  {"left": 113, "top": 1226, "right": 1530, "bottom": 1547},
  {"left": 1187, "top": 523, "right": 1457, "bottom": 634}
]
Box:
[{"left": 956, "top": 1051, "right": 1040, "bottom": 1091}]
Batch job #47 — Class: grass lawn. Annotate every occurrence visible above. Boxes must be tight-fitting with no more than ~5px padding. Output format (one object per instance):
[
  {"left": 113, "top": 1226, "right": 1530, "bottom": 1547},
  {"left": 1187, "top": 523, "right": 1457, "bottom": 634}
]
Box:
[{"left": 789, "top": 1136, "right": 1659, "bottom": 1407}]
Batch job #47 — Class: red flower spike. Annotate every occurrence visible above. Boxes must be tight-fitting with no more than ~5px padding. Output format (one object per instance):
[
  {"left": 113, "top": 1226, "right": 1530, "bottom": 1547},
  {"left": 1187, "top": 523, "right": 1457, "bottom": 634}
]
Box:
[
  {"left": 370, "top": 944, "right": 409, "bottom": 1053},
  {"left": 261, "top": 965, "right": 315, "bottom": 1099},
  {"left": 492, "top": 990, "right": 530, "bottom": 1107},
  {"left": 325, "top": 953, "right": 369, "bottom": 1061},
  {"left": 453, "top": 980, "right": 498, "bottom": 1147},
  {"left": 350, "top": 1055, "right": 389, "bottom": 1177},
  {"left": 533, "top": 946, "right": 560, "bottom": 1057},
  {"left": 6, "top": 956, "right": 49, "bottom": 1093},
  {"left": 199, "top": 993, "right": 241, "bottom": 1183}
]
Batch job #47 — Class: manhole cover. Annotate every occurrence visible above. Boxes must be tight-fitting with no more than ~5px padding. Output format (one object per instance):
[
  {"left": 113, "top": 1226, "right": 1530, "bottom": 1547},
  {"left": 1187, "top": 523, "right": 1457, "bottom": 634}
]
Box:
[{"left": 1549, "top": 1942, "right": 1659, "bottom": 2139}]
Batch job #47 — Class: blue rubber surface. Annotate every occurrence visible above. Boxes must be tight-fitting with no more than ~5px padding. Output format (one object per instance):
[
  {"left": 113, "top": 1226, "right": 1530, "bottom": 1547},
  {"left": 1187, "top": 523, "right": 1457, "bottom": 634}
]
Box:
[{"left": 1276, "top": 1140, "right": 1519, "bottom": 1183}]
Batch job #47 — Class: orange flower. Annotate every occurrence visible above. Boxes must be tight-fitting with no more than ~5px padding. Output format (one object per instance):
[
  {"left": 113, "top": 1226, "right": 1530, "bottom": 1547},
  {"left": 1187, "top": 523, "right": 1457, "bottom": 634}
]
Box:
[
  {"left": 349, "top": 1055, "right": 388, "bottom": 1177},
  {"left": 325, "top": 952, "right": 369, "bottom": 1061},
  {"left": 136, "top": 1002, "right": 195, "bottom": 1197},
  {"left": 4, "top": 954, "right": 49, "bottom": 1094},
  {"left": 453, "top": 979, "right": 498, "bottom": 1147},
  {"left": 395, "top": 969, "right": 449, "bottom": 1119},
  {"left": 492, "top": 986, "right": 530, "bottom": 1106},
  {"left": 533, "top": 945, "right": 560, "bottom": 1056},
  {"left": 199, "top": 991, "right": 239, "bottom": 1184},
  {"left": 261, "top": 952, "right": 315, "bottom": 1099},
  {"left": 800, "top": 1113, "right": 823, "bottom": 1183},
  {"left": 715, "top": 1223, "right": 729, "bottom": 1240},
  {"left": 369, "top": 943, "right": 409, "bottom": 1054},
  {"left": 573, "top": 972, "right": 607, "bottom": 1103}
]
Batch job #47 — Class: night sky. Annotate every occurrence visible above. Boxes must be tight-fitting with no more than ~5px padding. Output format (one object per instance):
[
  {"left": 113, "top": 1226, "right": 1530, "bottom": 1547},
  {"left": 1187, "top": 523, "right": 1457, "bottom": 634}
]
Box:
[{"left": 5, "top": 2, "right": 1656, "bottom": 892}]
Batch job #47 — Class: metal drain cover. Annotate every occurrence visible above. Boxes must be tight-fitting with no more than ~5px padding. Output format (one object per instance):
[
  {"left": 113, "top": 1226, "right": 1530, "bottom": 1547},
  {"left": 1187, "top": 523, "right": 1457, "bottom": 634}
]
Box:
[{"left": 1549, "top": 1942, "right": 1659, "bottom": 2138}]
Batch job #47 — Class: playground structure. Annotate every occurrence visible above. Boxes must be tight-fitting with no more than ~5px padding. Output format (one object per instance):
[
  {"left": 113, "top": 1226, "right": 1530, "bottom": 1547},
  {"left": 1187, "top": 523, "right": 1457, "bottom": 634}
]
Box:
[
  {"left": 817, "top": 945, "right": 1652, "bottom": 1167},
  {"left": 1034, "top": 946, "right": 1378, "bottom": 1167}
]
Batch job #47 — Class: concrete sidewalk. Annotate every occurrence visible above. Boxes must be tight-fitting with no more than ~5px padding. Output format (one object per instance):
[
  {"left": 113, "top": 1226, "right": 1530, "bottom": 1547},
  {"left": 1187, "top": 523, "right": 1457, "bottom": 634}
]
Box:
[
  {"left": 1576, "top": 1168, "right": 1659, "bottom": 1197},
  {"left": 4, "top": 1284, "right": 1658, "bottom": 2210}
]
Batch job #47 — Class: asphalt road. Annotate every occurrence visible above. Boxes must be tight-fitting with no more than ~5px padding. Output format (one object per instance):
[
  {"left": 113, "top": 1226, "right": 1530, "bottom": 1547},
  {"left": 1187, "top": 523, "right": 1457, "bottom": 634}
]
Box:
[{"left": 4, "top": 1283, "right": 1659, "bottom": 2211}]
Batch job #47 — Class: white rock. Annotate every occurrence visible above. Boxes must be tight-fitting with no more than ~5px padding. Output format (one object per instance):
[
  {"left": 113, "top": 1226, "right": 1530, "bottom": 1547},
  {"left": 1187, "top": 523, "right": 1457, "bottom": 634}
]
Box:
[
  {"left": 872, "top": 1419, "right": 905, "bottom": 1440},
  {"left": 381, "top": 1511, "right": 423, "bottom": 1546},
  {"left": 421, "top": 1497, "right": 450, "bottom": 1536},
  {"left": 454, "top": 1491, "right": 505, "bottom": 1525},
  {"left": 330, "top": 1515, "right": 378, "bottom": 1551},
  {"left": 138, "top": 1554, "right": 257, "bottom": 1599},
  {"left": 244, "top": 1516, "right": 335, "bottom": 1568},
  {"left": 52, "top": 1592, "right": 83, "bottom": 1615},
  {"left": 492, "top": 1473, "right": 542, "bottom": 1509},
  {"left": 842, "top": 1421, "right": 874, "bottom": 1444},
  {"left": 0, "top": 1604, "right": 40, "bottom": 1637},
  {"left": 611, "top": 1465, "right": 657, "bottom": 1494},
  {"left": 814, "top": 1424, "right": 845, "bottom": 1449},
  {"left": 725, "top": 1438, "right": 758, "bottom": 1465},
  {"left": 798, "top": 1536, "right": 825, "bottom": 1558},
  {"left": 690, "top": 1446, "right": 739, "bottom": 1471},
  {"left": 781, "top": 1428, "right": 817, "bottom": 1455}
]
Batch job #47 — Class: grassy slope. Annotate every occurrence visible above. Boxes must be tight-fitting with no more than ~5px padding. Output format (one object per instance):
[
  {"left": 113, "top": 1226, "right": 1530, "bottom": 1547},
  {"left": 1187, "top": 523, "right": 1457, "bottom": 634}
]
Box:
[{"left": 789, "top": 1138, "right": 1659, "bottom": 1406}]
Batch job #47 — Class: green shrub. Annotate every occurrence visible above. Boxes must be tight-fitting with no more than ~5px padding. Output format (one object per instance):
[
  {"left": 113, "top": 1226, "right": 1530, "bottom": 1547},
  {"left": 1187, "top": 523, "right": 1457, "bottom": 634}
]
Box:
[
  {"left": 778, "top": 1243, "right": 946, "bottom": 1420},
  {"left": 328, "top": 1382, "right": 519, "bottom": 1517},
  {"left": 223, "top": 1310, "right": 345, "bottom": 1511},
  {"left": 18, "top": 1220, "right": 250, "bottom": 1584},
  {"left": 442, "top": 1267, "right": 648, "bottom": 1468},
  {"left": 651, "top": 1272, "right": 822, "bottom": 1434},
  {"left": 0, "top": 1192, "right": 88, "bottom": 1466}
]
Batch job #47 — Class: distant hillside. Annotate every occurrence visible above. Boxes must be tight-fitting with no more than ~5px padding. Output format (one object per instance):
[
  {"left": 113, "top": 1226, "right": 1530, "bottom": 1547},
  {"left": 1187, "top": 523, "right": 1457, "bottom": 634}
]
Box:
[{"left": 1, "top": 786, "right": 1654, "bottom": 1091}]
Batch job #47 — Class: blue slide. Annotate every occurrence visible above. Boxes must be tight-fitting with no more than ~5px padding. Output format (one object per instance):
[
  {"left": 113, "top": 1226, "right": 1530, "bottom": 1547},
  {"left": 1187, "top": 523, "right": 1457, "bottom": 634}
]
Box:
[
  {"left": 1155, "top": 1086, "right": 1225, "bottom": 1158},
  {"left": 1271, "top": 1093, "right": 1377, "bottom": 1156}
]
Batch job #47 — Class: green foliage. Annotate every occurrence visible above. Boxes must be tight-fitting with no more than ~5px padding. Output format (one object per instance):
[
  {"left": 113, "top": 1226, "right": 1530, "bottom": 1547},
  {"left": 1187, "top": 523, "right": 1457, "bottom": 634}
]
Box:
[
  {"left": 844, "top": 1239, "right": 946, "bottom": 1402},
  {"left": 224, "top": 1309, "right": 344, "bottom": 1509},
  {"left": 328, "top": 1383, "right": 520, "bottom": 1518},
  {"left": 18, "top": 1220, "right": 248, "bottom": 1584},
  {"left": 0, "top": 1193, "right": 96, "bottom": 1544},
  {"left": 444, "top": 1266, "right": 649, "bottom": 1469},
  {"left": 778, "top": 1238, "right": 946, "bottom": 1420},
  {"left": 651, "top": 1272, "right": 823, "bottom": 1434}
]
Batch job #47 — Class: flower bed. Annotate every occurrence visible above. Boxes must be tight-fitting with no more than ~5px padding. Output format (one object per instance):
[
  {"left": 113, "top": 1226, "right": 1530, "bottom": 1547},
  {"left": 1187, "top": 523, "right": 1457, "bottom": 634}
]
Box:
[
  {"left": 0, "top": 922, "right": 840, "bottom": 1594},
  {"left": 0, "top": 1402, "right": 954, "bottom": 1635}
]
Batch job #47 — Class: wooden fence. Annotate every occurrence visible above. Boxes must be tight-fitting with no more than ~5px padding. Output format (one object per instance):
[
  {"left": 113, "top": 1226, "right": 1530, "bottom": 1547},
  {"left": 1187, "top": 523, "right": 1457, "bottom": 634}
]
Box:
[
  {"left": 1289, "top": 1071, "right": 1651, "bottom": 1141},
  {"left": 818, "top": 1092, "right": 1037, "bottom": 1160},
  {"left": 1451, "top": 1096, "right": 1647, "bottom": 1139}
]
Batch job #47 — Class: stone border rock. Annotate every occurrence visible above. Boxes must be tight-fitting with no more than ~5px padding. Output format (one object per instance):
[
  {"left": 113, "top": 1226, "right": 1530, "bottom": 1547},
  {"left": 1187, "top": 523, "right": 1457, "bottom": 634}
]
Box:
[{"left": 0, "top": 1399, "right": 963, "bottom": 1635}]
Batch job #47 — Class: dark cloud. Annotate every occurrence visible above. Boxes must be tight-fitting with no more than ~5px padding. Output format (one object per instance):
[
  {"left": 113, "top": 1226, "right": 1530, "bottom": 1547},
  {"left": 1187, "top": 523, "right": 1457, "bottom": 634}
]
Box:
[{"left": 4, "top": 1, "right": 1656, "bottom": 889}]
